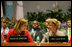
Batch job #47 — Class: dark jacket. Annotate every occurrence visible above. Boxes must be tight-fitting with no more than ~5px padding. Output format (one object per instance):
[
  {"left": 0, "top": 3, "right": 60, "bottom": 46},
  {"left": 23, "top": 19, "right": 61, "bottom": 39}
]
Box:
[{"left": 29, "top": 28, "right": 41, "bottom": 41}]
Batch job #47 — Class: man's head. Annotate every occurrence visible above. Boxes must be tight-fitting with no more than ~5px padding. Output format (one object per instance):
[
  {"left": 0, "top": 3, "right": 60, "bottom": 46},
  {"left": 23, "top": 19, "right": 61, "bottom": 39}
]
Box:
[
  {"left": 67, "top": 19, "right": 71, "bottom": 28},
  {"left": 32, "top": 20, "right": 39, "bottom": 29},
  {"left": 2, "top": 18, "right": 8, "bottom": 29}
]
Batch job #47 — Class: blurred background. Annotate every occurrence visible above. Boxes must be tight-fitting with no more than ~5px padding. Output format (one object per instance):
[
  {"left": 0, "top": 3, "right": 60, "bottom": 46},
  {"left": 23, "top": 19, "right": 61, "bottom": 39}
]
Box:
[{"left": 1, "top": 1, "right": 71, "bottom": 29}]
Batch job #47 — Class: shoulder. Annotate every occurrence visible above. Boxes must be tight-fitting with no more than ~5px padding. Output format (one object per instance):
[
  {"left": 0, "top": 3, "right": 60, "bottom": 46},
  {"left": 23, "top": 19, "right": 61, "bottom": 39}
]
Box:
[
  {"left": 25, "top": 30, "right": 31, "bottom": 36},
  {"left": 56, "top": 30, "right": 65, "bottom": 36},
  {"left": 44, "top": 31, "right": 53, "bottom": 37},
  {"left": 6, "top": 27, "right": 9, "bottom": 29},
  {"left": 8, "top": 29, "right": 15, "bottom": 33},
  {"left": 25, "top": 30, "right": 30, "bottom": 34},
  {"left": 5, "top": 27, "right": 9, "bottom": 31},
  {"left": 43, "top": 32, "right": 49, "bottom": 37},
  {"left": 40, "top": 29, "right": 47, "bottom": 33}
]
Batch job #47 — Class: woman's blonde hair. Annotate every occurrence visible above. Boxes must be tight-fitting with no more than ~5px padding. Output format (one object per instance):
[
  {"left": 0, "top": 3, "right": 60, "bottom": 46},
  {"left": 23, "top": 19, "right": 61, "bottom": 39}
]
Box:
[
  {"left": 47, "top": 18, "right": 59, "bottom": 29},
  {"left": 14, "top": 18, "right": 28, "bottom": 33},
  {"left": 57, "top": 21, "right": 61, "bottom": 29}
]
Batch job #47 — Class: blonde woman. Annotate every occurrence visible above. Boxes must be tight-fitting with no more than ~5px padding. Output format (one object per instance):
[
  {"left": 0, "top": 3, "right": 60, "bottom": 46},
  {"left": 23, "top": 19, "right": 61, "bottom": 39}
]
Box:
[
  {"left": 6, "top": 18, "right": 33, "bottom": 42},
  {"left": 41, "top": 19, "right": 65, "bottom": 43}
]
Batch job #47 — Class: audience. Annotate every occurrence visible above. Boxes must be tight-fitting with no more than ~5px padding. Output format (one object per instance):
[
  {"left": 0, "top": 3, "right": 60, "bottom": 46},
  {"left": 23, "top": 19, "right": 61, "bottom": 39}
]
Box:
[{"left": 1, "top": 17, "right": 71, "bottom": 43}]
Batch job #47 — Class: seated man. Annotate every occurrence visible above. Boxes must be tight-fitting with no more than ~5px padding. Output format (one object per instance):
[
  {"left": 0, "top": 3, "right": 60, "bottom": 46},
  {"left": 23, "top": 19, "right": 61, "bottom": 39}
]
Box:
[
  {"left": 41, "top": 18, "right": 65, "bottom": 43},
  {"left": 29, "top": 20, "right": 41, "bottom": 43},
  {"left": 1, "top": 17, "right": 9, "bottom": 42}
]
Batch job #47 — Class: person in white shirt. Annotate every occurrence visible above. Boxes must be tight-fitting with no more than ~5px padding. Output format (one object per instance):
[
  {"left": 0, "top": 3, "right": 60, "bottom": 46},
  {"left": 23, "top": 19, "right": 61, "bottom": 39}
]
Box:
[
  {"left": 65, "top": 19, "right": 71, "bottom": 42},
  {"left": 1, "top": 17, "right": 9, "bottom": 42}
]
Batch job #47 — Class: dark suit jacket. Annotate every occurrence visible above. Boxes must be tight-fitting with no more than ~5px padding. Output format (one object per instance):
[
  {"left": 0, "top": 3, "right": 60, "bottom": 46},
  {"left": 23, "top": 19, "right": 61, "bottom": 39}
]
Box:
[{"left": 29, "top": 28, "right": 41, "bottom": 41}]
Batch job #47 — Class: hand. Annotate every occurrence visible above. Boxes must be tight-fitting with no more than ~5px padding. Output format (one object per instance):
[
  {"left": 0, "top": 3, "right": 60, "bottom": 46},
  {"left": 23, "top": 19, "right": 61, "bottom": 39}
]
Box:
[{"left": 4, "top": 40, "right": 6, "bottom": 43}]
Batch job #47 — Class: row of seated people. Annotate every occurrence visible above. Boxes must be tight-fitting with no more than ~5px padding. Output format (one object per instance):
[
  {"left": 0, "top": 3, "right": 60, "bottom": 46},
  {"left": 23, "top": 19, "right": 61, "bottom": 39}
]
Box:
[{"left": 1, "top": 17, "right": 71, "bottom": 43}]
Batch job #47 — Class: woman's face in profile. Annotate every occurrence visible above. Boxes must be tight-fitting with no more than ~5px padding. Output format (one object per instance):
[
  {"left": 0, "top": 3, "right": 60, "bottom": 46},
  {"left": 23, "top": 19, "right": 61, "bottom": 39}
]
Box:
[
  {"left": 20, "top": 23, "right": 28, "bottom": 31},
  {"left": 48, "top": 22, "right": 57, "bottom": 34},
  {"left": 45, "top": 21, "right": 49, "bottom": 28}
]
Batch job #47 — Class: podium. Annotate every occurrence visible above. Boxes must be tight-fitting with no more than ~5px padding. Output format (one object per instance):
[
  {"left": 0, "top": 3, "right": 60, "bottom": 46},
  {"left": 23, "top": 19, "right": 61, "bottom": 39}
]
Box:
[
  {"left": 1, "top": 42, "right": 71, "bottom": 46},
  {"left": 40, "top": 43, "right": 71, "bottom": 46},
  {"left": 1, "top": 42, "right": 37, "bottom": 46}
]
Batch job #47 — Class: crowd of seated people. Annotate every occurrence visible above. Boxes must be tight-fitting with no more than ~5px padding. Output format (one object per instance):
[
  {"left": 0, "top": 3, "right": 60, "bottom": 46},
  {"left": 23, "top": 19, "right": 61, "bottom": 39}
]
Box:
[{"left": 1, "top": 17, "right": 71, "bottom": 43}]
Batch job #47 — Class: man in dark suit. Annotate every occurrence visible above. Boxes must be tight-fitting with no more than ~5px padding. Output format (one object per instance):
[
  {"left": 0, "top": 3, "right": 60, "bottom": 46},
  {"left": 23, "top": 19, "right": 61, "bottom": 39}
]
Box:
[{"left": 29, "top": 20, "right": 41, "bottom": 43}]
